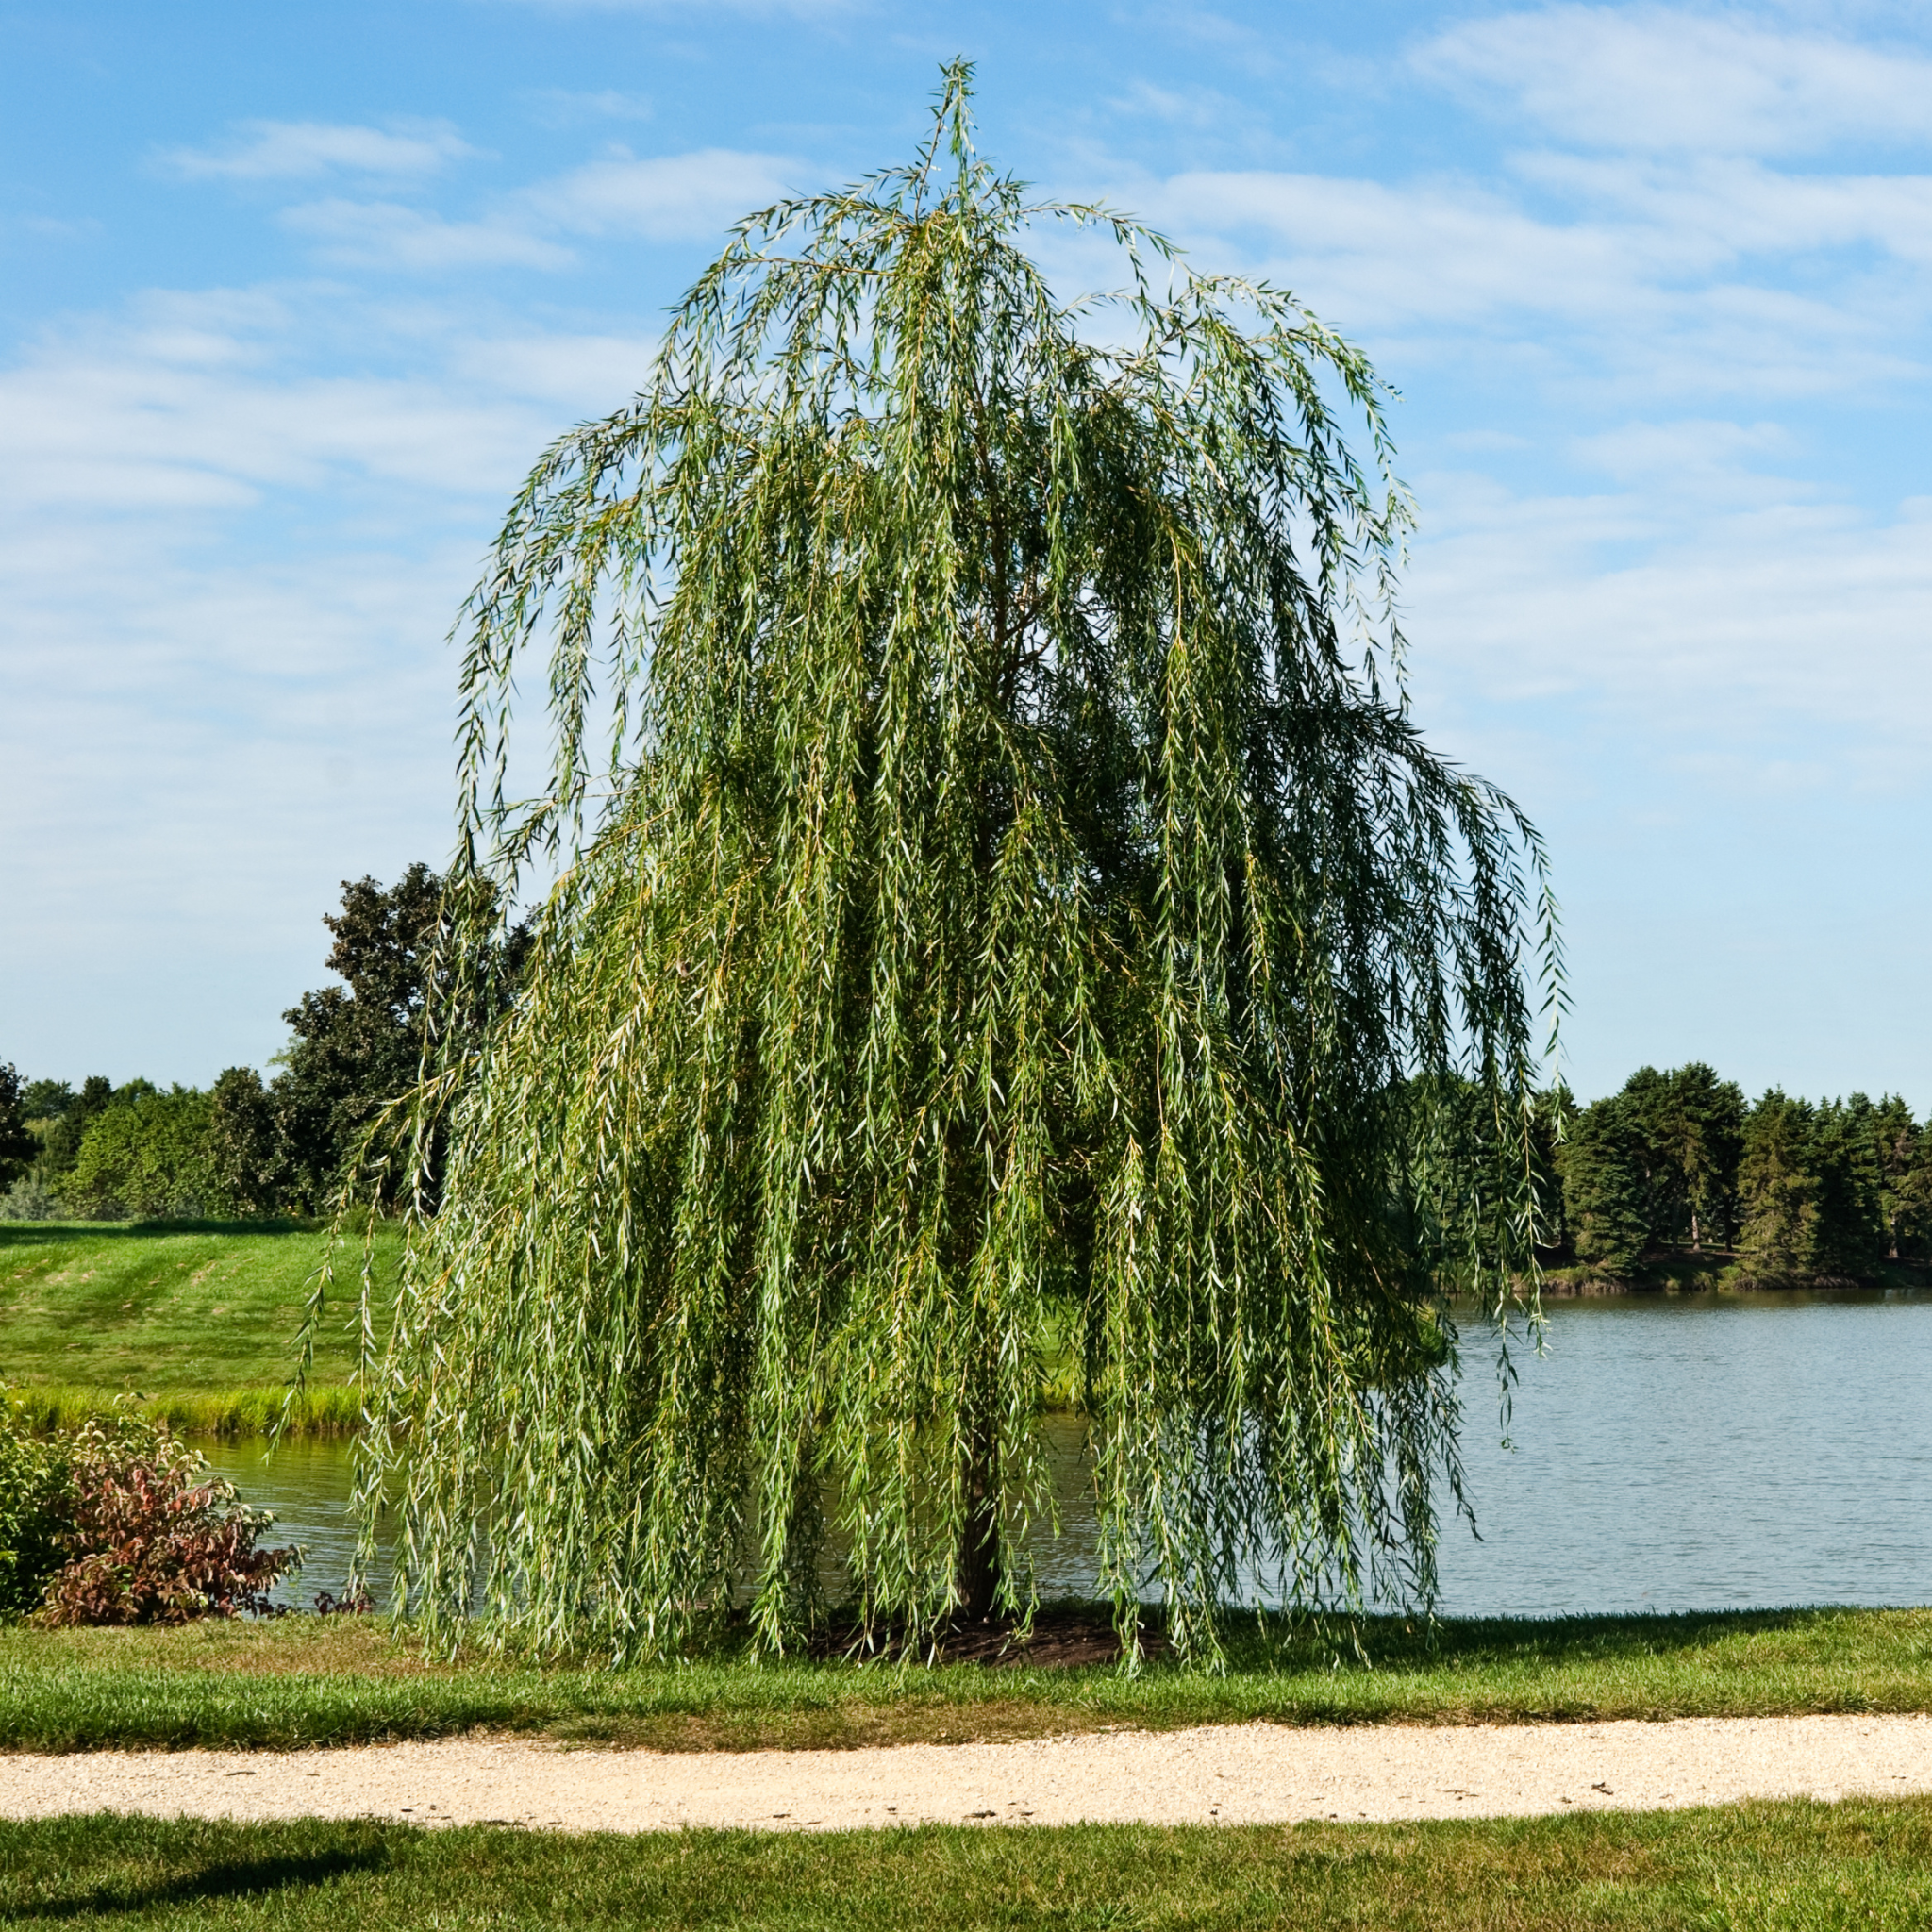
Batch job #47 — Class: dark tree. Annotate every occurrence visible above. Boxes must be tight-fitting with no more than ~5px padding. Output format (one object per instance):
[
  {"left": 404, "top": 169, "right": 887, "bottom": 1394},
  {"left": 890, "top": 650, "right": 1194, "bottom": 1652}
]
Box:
[
  {"left": 1529, "top": 1086, "right": 1577, "bottom": 1257},
  {"left": 274, "top": 865, "right": 526, "bottom": 1213},
  {"left": 207, "top": 1068, "right": 288, "bottom": 1219},
  {"left": 1856, "top": 1093, "right": 1920, "bottom": 1261},
  {"left": 0, "top": 1066, "right": 37, "bottom": 1191},
  {"left": 274, "top": 866, "right": 446, "bottom": 1212},
  {"left": 1811, "top": 1098, "right": 1884, "bottom": 1279}
]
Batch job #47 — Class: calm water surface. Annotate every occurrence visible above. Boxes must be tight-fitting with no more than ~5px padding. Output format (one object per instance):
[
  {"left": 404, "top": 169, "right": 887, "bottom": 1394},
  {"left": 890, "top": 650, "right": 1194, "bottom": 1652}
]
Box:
[{"left": 206, "top": 1290, "right": 1932, "bottom": 1615}]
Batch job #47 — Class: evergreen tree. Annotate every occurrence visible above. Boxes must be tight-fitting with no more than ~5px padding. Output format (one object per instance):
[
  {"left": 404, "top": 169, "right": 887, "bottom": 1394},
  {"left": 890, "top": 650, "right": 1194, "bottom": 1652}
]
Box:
[
  {"left": 1655, "top": 1063, "right": 1744, "bottom": 1249},
  {"left": 1859, "top": 1093, "right": 1921, "bottom": 1260},
  {"left": 1811, "top": 1097, "right": 1884, "bottom": 1279},
  {"left": 1736, "top": 1091, "right": 1821, "bottom": 1280},
  {"left": 1559, "top": 1096, "right": 1649, "bottom": 1277},
  {"left": 1528, "top": 1085, "right": 1575, "bottom": 1257},
  {"left": 350, "top": 71, "right": 1559, "bottom": 1660},
  {"left": 1599, "top": 1063, "right": 1744, "bottom": 1255}
]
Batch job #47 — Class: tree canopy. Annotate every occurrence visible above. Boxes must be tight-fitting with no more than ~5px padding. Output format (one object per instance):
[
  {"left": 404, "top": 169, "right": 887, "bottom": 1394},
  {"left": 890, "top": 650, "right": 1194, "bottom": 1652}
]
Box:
[
  {"left": 1554, "top": 1068, "right": 1923, "bottom": 1284},
  {"left": 351, "top": 68, "right": 1560, "bottom": 1663}
]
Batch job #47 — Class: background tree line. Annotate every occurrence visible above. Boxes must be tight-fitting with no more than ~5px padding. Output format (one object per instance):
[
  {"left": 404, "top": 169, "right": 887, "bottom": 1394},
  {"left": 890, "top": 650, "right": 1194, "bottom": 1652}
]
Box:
[
  {"left": 6, "top": 882, "right": 1926, "bottom": 1287},
  {"left": 0, "top": 865, "right": 520, "bottom": 1223},
  {"left": 1545, "top": 1064, "right": 1932, "bottom": 1284}
]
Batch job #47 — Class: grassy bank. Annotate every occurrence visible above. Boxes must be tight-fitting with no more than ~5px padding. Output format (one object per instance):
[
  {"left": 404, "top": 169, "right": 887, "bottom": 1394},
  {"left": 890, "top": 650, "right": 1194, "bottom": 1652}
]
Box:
[
  {"left": 0, "top": 1219, "right": 392, "bottom": 1433},
  {"left": 7, "top": 1799, "right": 1932, "bottom": 1929},
  {"left": 6, "top": 1606, "right": 1931, "bottom": 1754},
  {"left": 1, "top": 1383, "right": 362, "bottom": 1438}
]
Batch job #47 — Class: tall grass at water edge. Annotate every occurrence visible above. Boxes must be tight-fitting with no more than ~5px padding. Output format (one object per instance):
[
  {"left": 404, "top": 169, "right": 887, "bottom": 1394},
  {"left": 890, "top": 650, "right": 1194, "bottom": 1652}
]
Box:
[{"left": 2, "top": 1384, "right": 362, "bottom": 1440}]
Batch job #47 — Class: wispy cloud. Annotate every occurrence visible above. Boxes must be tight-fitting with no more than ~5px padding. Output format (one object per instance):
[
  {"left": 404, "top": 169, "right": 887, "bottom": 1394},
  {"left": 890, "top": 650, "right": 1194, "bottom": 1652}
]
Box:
[
  {"left": 1138, "top": 153, "right": 1931, "bottom": 399},
  {"left": 0, "top": 282, "right": 662, "bottom": 520},
  {"left": 1412, "top": 4, "right": 1932, "bottom": 155},
  {"left": 1407, "top": 463, "right": 1932, "bottom": 769},
  {"left": 175, "top": 140, "right": 801, "bottom": 273},
  {"left": 524, "top": 87, "right": 656, "bottom": 125},
  {"left": 485, "top": 0, "right": 858, "bottom": 13},
  {"left": 0, "top": 283, "right": 656, "bottom": 1077},
  {"left": 522, "top": 148, "right": 796, "bottom": 241},
  {"left": 1106, "top": 80, "right": 1247, "bottom": 132},
  {"left": 280, "top": 199, "right": 575, "bottom": 271},
  {"left": 158, "top": 119, "right": 475, "bottom": 181}
]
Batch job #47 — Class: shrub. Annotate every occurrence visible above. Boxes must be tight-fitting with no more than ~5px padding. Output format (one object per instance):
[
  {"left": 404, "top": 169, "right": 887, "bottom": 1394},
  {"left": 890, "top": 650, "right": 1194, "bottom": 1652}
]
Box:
[
  {"left": 0, "top": 1398, "right": 300, "bottom": 1625},
  {"left": 0, "top": 1403, "right": 71, "bottom": 1618},
  {"left": 63, "top": 1087, "right": 223, "bottom": 1221},
  {"left": 0, "top": 1173, "right": 58, "bottom": 1222}
]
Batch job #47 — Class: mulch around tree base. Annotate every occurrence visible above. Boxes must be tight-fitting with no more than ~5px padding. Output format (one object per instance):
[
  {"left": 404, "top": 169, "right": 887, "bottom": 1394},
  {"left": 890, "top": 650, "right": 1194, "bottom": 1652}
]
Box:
[{"left": 810, "top": 1607, "right": 1167, "bottom": 1669}]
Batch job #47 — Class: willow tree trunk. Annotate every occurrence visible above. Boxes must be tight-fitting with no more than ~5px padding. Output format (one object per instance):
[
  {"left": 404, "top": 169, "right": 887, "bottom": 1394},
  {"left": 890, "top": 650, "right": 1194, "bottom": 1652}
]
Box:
[{"left": 956, "top": 1414, "right": 1001, "bottom": 1622}]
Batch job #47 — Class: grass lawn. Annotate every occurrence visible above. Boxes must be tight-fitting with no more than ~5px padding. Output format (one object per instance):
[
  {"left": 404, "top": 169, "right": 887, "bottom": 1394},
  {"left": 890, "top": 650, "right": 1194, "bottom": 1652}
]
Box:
[
  {"left": 6, "top": 1799, "right": 1932, "bottom": 1928},
  {"left": 6, "top": 1605, "right": 1932, "bottom": 1754},
  {"left": 0, "top": 1220, "right": 392, "bottom": 1430}
]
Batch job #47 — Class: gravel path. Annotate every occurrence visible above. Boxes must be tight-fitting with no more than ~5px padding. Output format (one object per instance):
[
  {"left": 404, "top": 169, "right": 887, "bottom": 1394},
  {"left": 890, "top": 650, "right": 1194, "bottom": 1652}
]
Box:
[{"left": 7, "top": 1716, "right": 1932, "bottom": 1831}]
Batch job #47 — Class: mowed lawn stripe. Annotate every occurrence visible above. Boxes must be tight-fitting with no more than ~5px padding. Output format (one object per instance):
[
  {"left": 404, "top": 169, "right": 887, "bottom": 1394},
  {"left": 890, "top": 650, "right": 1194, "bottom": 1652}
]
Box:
[
  {"left": 0, "top": 1222, "right": 389, "bottom": 1396},
  {"left": 4, "top": 1801, "right": 1932, "bottom": 1929}
]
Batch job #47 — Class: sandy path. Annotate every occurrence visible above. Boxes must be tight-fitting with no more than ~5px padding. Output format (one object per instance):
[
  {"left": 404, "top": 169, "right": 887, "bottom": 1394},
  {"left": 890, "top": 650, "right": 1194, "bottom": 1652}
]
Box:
[{"left": 6, "top": 1716, "right": 1932, "bottom": 1831}]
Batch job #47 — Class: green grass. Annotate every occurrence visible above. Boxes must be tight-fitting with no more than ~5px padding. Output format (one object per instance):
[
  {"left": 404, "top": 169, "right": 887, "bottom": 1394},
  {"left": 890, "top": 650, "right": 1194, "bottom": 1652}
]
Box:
[
  {"left": 6, "top": 1800, "right": 1932, "bottom": 1928},
  {"left": 5, "top": 1606, "right": 1931, "bottom": 1755},
  {"left": 0, "top": 1220, "right": 393, "bottom": 1430}
]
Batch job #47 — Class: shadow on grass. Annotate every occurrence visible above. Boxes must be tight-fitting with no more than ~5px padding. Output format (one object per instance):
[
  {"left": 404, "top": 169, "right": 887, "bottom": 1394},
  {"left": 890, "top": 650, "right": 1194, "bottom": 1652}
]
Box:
[
  {"left": 774, "top": 1599, "right": 1851, "bottom": 1680},
  {"left": 0, "top": 1219, "right": 324, "bottom": 1249},
  {"left": 1235, "top": 1606, "right": 1834, "bottom": 1672},
  {"left": 11, "top": 1843, "right": 393, "bottom": 1920}
]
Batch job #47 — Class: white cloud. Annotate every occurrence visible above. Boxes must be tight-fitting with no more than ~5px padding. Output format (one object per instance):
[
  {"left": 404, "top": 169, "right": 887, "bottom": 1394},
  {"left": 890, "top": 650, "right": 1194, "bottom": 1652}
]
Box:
[
  {"left": 525, "top": 87, "right": 656, "bottom": 125},
  {"left": 1134, "top": 152, "right": 1931, "bottom": 399},
  {"left": 0, "top": 288, "right": 564, "bottom": 512},
  {"left": 1413, "top": 5, "right": 1932, "bottom": 156},
  {"left": 1107, "top": 81, "right": 1246, "bottom": 131},
  {"left": 159, "top": 119, "right": 475, "bottom": 181},
  {"left": 0, "top": 285, "right": 628, "bottom": 1079},
  {"left": 1149, "top": 169, "right": 1636, "bottom": 323},
  {"left": 280, "top": 199, "right": 575, "bottom": 271},
  {"left": 448, "top": 331, "right": 659, "bottom": 408},
  {"left": 1565, "top": 417, "right": 1795, "bottom": 491},
  {"left": 1407, "top": 464, "right": 1932, "bottom": 753},
  {"left": 522, "top": 148, "right": 796, "bottom": 241},
  {"left": 247, "top": 149, "right": 798, "bottom": 274},
  {"left": 1533, "top": 151, "right": 1932, "bottom": 272}
]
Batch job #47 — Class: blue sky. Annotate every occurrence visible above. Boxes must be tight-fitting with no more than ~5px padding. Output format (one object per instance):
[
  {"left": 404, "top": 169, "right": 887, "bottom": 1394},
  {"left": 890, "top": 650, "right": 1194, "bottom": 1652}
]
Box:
[{"left": 4, "top": 0, "right": 1929, "bottom": 1106}]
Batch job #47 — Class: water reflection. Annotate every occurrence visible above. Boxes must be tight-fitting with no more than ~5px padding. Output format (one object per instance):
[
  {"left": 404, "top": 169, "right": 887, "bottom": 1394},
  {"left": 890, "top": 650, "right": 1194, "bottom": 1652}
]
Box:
[{"left": 205, "top": 1289, "right": 1932, "bottom": 1616}]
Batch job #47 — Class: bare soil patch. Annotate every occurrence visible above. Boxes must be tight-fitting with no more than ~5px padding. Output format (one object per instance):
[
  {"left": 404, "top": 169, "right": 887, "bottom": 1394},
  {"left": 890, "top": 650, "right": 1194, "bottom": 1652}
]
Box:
[{"left": 810, "top": 1607, "right": 1166, "bottom": 1670}]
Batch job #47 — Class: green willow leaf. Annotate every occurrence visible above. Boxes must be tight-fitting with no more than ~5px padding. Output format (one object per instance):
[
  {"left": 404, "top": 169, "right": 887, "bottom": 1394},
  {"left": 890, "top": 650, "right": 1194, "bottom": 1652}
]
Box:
[{"left": 355, "top": 62, "right": 1559, "bottom": 1666}]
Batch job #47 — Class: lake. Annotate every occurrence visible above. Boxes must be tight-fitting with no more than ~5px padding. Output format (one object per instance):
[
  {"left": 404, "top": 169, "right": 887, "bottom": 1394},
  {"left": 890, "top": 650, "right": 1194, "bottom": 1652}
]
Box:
[{"left": 205, "top": 1288, "right": 1932, "bottom": 1617}]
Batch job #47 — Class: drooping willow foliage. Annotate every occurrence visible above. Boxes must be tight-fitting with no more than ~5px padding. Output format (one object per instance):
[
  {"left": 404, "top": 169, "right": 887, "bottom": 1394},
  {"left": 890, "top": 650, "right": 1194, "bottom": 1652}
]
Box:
[{"left": 347, "top": 65, "right": 1559, "bottom": 1664}]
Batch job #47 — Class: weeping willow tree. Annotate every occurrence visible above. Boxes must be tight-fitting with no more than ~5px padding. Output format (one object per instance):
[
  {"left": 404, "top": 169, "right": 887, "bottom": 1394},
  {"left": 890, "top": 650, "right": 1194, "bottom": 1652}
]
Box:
[{"left": 350, "top": 65, "right": 1558, "bottom": 1664}]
